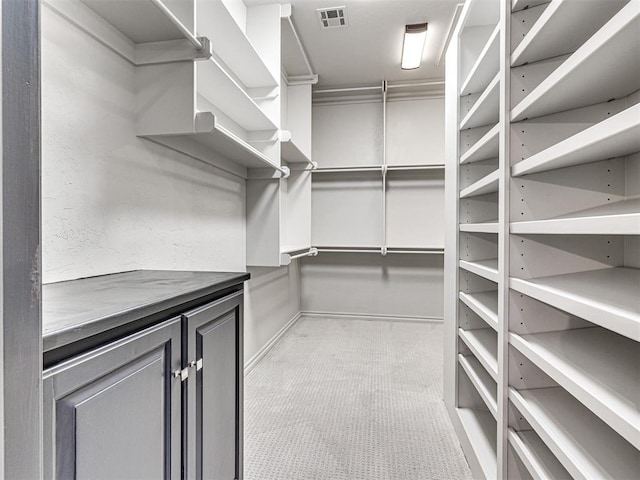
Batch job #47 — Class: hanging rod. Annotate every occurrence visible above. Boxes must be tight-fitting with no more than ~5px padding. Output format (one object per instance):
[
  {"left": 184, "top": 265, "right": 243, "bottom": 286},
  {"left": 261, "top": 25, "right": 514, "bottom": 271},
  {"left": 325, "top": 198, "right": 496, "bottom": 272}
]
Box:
[
  {"left": 150, "top": 0, "right": 204, "bottom": 51},
  {"left": 386, "top": 80, "right": 445, "bottom": 89},
  {"left": 314, "top": 85, "right": 383, "bottom": 95},
  {"left": 387, "top": 164, "right": 445, "bottom": 171},
  {"left": 280, "top": 247, "right": 318, "bottom": 265},
  {"left": 316, "top": 248, "right": 382, "bottom": 254},
  {"left": 386, "top": 249, "right": 445, "bottom": 255},
  {"left": 313, "top": 165, "right": 383, "bottom": 174}
]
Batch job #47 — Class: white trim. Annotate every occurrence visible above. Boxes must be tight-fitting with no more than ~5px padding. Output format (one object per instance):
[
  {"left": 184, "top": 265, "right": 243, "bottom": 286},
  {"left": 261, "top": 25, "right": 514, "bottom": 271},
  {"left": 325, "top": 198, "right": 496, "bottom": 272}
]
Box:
[
  {"left": 243, "top": 312, "right": 302, "bottom": 375},
  {"left": 300, "top": 311, "right": 444, "bottom": 324}
]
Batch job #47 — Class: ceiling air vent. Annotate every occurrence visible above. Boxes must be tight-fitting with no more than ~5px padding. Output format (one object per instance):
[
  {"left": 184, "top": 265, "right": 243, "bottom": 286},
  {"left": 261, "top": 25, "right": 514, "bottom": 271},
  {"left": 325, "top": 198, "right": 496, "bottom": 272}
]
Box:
[{"left": 317, "top": 7, "right": 348, "bottom": 29}]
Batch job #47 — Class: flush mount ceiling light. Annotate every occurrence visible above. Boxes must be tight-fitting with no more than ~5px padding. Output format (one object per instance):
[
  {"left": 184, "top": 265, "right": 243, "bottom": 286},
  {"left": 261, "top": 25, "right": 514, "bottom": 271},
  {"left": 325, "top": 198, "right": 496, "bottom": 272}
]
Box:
[{"left": 401, "top": 23, "right": 428, "bottom": 70}]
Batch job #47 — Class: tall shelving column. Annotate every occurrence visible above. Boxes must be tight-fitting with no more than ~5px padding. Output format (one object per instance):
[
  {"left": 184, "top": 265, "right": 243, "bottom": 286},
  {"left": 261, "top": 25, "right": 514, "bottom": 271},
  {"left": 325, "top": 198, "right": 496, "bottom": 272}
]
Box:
[
  {"left": 506, "top": 0, "right": 639, "bottom": 478},
  {"left": 444, "top": 1, "right": 502, "bottom": 478}
]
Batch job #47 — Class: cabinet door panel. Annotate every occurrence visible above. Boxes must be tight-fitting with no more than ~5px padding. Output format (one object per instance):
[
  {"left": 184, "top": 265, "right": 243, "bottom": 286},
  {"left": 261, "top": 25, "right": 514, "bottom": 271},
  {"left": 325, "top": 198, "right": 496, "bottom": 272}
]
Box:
[
  {"left": 185, "top": 291, "right": 243, "bottom": 480},
  {"left": 43, "top": 318, "right": 182, "bottom": 480}
]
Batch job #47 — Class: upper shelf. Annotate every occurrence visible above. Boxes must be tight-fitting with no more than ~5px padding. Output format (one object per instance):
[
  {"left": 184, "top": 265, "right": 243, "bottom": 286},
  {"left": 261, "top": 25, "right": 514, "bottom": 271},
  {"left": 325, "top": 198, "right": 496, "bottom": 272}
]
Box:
[
  {"left": 459, "top": 291, "right": 498, "bottom": 331},
  {"left": 459, "top": 223, "right": 499, "bottom": 234},
  {"left": 460, "top": 170, "right": 499, "bottom": 199},
  {"left": 508, "top": 429, "right": 572, "bottom": 480},
  {"left": 460, "top": 74, "right": 500, "bottom": 130},
  {"left": 511, "top": 3, "right": 640, "bottom": 121},
  {"left": 510, "top": 267, "right": 640, "bottom": 342},
  {"left": 197, "top": 0, "right": 277, "bottom": 89},
  {"left": 511, "top": 0, "right": 628, "bottom": 67},
  {"left": 281, "top": 137, "right": 313, "bottom": 165},
  {"left": 281, "top": 4, "right": 316, "bottom": 81},
  {"left": 512, "top": 103, "right": 640, "bottom": 176},
  {"left": 460, "top": 24, "right": 500, "bottom": 96},
  {"left": 81, "top": 0, "right": 191, "bottom": 44},
  {"left": 510, "top": 387, "right": 638, "bottom": 480},
  {"left": 510, "top": 327, "right": 639, "bottom": 449},
  {"left": 460, "top": 124, "right": 499, "bottom": 164},
  {"left": 510, "top": 197, "right": 640, "bottom": 235}
]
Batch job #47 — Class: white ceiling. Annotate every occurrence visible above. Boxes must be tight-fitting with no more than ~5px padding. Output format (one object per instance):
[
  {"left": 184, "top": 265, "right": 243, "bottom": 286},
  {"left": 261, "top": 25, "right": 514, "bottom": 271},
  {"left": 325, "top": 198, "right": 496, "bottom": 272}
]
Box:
[{"left": 244, "top": 0, "right": 461, "bottom": 87}]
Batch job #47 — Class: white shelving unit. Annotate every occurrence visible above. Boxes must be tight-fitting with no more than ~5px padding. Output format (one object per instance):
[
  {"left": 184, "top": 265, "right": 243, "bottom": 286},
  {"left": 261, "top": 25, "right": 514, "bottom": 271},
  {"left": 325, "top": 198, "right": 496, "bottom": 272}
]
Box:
[{"left": 446, "top": 1, "right": 640, "bottom": 478}]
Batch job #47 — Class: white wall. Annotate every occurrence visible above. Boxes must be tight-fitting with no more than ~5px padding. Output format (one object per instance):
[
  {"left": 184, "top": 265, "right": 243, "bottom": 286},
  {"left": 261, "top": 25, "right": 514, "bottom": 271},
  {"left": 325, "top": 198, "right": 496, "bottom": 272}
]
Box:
[{"left": 41, "top": 5, "right": 298, "bottom": 359}]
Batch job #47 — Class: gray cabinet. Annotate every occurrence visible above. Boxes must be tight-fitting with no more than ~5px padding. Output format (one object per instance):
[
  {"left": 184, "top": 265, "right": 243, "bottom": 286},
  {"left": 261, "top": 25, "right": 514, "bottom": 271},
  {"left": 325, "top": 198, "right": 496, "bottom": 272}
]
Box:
[
  {"left": 43, "top": 317, "right": 183, "bottom": 479},
  {"left": 43, "top": 288, "right": 245, "bottom": 480}
]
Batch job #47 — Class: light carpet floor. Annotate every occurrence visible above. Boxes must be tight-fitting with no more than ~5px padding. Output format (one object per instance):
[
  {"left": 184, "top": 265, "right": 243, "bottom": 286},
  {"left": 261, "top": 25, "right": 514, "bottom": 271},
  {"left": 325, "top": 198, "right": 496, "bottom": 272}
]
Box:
[{"left": 244, "top": 317, "right": 473, "bottom": 480}]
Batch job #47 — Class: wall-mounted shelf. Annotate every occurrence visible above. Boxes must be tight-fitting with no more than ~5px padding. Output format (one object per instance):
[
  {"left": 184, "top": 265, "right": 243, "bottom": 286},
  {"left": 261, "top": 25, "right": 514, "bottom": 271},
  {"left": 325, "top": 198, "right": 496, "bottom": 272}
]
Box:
[
  {"left": 512, "top": 104, "right": 640, "bottom": 176},
  {"left": 460, "top": 24, "right": 500, "bottom": 96},
  {"left": 459, "top": 258, "right": 499, "bottom": 282},
  {"left": 460, "top": 124, "right": 499, "bottom": 164},
  {"left": 456, "top": 409, "right": 497, "bottom": 480},
  {"left": 459, "top": 327, "right": 498, "bottom": 380},
  {"left": 460, "top": 74, "right": 500, "bottom": 130},
  {"left": 510, "top": 267, "right": 640, "bottom": 341},
  {"left": 197, "top": 0, "right": 277, "bottom": 89},
  {"left": 459, "top": 291, "right": 498, "bottom": 331},
  {"left": 459, "top": 354, "right": 498, "bottom": 417},
  {"left": 511, "top": 197, "right": 640, "bottom": 235},
  {"left": 510, "top": 387, "right": 638, "bottom": 480},
  {"left": 511, "top": 0, "right": 627, "bottom": 67},
  {"left": 508, "top": 428, "right": 572, "bottom": 480},
  {"left": 510, "top": 327, "right": 639, "bottom": 448},
  {"left": 511, "top": 3, "right": 640, "bottom": 121},
  {"left": 460, "top": 170, "right": 499, "bottom": 198}
]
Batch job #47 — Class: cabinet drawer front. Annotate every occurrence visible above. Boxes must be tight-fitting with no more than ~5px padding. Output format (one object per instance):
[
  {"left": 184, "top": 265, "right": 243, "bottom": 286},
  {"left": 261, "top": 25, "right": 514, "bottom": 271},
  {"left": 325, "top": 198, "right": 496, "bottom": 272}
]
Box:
[{"left": 43, "top": 318, "right": 182, "bottom": 480}]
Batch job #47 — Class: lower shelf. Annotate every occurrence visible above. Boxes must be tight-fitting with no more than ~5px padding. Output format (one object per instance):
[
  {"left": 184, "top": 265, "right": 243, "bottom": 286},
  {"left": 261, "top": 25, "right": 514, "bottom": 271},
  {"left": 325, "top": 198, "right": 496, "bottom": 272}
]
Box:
[
  {"left": 459, "top": 354, "right": 497, "bottom": 417},
  {"left": 458, "top": 328, "right": 498, "bottom": 380},
  {"left": 459, "top": 259, "right": 499, "bottom": 282},
  {"left": 508, "top": 428, "right": 571, "bottom": 480},
  {"left": 456, "top": 408, "right": 497, "bottom": 480},
  {"left": 510, "top": 387, "right": 639, "bottom": 480}
]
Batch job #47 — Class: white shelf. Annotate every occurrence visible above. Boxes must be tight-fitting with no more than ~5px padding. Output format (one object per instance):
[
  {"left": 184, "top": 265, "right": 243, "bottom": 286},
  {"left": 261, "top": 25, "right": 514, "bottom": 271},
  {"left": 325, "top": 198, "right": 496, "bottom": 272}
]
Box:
[
  {"left": 512, "top": 104, "right": 640, "bottom": 176},
  {"left": 197, "top": 0, "right": 277, "bottom": 89},
  {"left": 459, "top": 222, "right": 499, "bottom": 234},
  {"left": 458, "top": 328, "right": 498, "bottom": 380},
  {"left": 511, "top": 0, "right": 628, "bottom": 67},
  {"left": 511, "top": 3, "right": 640, "bottom": 121},
  {"left": 508, "top": 428, "right": 572, "bottom": 480},
  {"left": 460, "top": 124, "right": 499, "bottom": 164},
  {"left": 511, "top": 0, "right": 550, "bottom": 13},
  {"left": 281, "top": 7, "right": 314, "bottom": 79},
  {"left": 198, "top": 58, "right": 277, "bottom": 132},
  {"left": 460, "top": 24, "right": 500, "bottom": 95},
  {"left": 459, "top": 354, "right": 498, "bottom": 417},
  {"left": 456, "top": 409, "right": 497, "bottom": 480},
  {"left": 510, "top": 267, "right": 640, "bottom": 342},
  {"left": 80, "top": 0, "right": 191, "bottom": 44},
  {"left": 460, "top": 74, "right": 500, "bottom": 130},
  {"left": 145, "top": 112, "right": 281, "bottom": 171},
  {"left": 459, "top": 291, "right": 498, "bottom": 331},
  {"left": 510, "top": 387, "right": 639, "bottom": 480},
  {"left": 511, "top": 197, "right": 640, "bottom": 235},
  {"left": 511, "top": 327, "right": 640, "bottom": 449},
  {"left": 460, "top": 170, "right": 499, "bottom": 198},
  {"left": 459, "top": 258, "right": 499, "bottom": 282},
  {"left": 281, "top": 137, "right": 312, "bottom": 165}
]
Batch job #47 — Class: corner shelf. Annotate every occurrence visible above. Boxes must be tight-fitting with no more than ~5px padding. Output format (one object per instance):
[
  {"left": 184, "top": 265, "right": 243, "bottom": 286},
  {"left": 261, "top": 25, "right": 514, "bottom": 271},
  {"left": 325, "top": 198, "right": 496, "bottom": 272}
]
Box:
[
  {"left": 281, "top": 136, "right": 312, "bottom": 165},
  {"left": 459, "top": 258, "right": 499, "bottom": 282},
  {"left": 459, "top": 291, "right": 498, "bottom": 331},
  {"left": 196, "top": 0, "right": 277, "bottom": 89},
  {"left": 460, "top": 24, "right": 500, "bottom": 96},
  {"left": 459, "top": 327, "right": 498, "bottom": 380},
  {"left": 460, "top": 74, "right": 500, "bottom": 130},
  {"left": 511, "top": 3, "right": 640, "bottom": 121},
  {"left": 459, "top": 354, "right": 498, "bottom": 418},
  {"left": 460, "top": 124, "right": 499, "bottom": 164},
  {"left": 460, "top": 170, "right": 499, "bottom": 198},
  {"left": 510, "top": 387, "right": 638, "bottom": 480},
  {"left": 508, "top": 428, "right": 572, "bottom": 480},
  {"left": 511, "top": 0, "right": 628, "bottom": 67},
  {"left": 456, "top": 409, "right": 498, "bottom": 480},
  {"left": 459, "top": 222, "right": 499, "bottom": 234},
  {"left": 510, "top": 327, "right": 639, "bottom": 448},
  {"left": 510, "top": 197, "right": 640, "bottom": 235},
  {"left": 510, "top": 267, "right": 640, "bottom": 342},
  {"left": 512, "top": 103, "right": 640, "bottom": 176}
]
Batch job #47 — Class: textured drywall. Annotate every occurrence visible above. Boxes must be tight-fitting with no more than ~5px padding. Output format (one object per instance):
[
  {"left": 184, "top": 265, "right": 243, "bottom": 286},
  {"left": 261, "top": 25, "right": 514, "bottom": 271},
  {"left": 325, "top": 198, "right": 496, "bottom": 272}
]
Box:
[{"left": 42, "top": 7, "right": 246, "bottom": 283}]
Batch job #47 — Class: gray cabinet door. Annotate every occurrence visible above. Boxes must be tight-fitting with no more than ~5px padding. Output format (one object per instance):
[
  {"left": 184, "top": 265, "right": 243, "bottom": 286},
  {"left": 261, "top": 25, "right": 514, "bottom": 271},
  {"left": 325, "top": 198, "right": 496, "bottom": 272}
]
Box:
[
  {"left": 184, "top": 290, "right": 244, "bottom": 480},
  {"left": 43, "top": 317, "right": 182, "bottom": 480}
]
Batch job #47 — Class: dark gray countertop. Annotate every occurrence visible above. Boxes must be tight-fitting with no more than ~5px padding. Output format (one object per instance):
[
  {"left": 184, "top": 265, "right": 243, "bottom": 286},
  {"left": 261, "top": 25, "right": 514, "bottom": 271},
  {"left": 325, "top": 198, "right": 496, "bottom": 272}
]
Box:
[{"left": 43, "top": 270, "right": 250, "bottom": 354}]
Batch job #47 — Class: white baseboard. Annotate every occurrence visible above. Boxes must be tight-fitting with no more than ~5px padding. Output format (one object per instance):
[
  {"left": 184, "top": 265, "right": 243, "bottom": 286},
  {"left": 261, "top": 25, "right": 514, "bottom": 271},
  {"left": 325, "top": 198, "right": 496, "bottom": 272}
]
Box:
[
  {"left": 300, "top": 311, "right": 444, "bottom": 323},
  {"left": 244, "top": 311, "right": 302, "bottom": 376}
]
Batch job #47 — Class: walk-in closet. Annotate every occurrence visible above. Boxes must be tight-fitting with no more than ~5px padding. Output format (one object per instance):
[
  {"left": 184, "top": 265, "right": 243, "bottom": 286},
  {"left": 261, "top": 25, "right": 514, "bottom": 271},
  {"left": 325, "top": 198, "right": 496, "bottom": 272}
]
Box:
[{"left": 0, "top": 0, "right": 637, "bottom": 478}]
